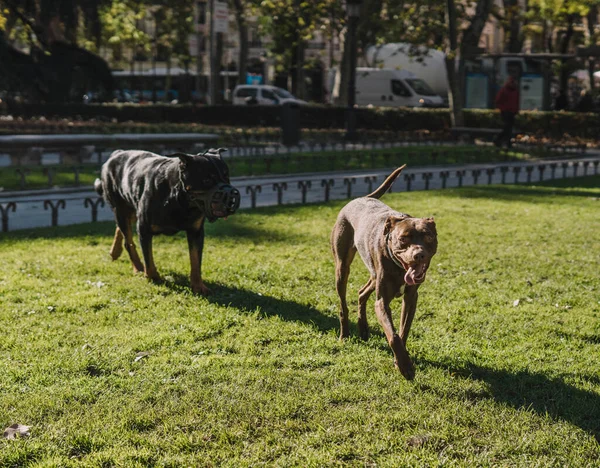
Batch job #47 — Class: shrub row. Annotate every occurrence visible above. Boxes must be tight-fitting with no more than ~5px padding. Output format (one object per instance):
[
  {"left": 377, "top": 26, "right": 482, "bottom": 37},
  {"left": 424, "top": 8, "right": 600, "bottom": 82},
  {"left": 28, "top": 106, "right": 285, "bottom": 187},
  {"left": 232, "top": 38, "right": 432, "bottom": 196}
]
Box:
[{"left": 2, "top": 102, "right": 600, "bottom": 138}]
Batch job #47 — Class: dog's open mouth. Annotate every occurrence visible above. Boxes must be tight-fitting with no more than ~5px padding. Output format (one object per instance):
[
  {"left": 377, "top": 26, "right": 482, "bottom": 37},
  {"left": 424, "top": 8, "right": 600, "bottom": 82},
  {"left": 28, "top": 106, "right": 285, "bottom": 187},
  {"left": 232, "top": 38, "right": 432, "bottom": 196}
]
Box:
[{"left": 404, "top": 262, "right": 429, "bottom": 286}]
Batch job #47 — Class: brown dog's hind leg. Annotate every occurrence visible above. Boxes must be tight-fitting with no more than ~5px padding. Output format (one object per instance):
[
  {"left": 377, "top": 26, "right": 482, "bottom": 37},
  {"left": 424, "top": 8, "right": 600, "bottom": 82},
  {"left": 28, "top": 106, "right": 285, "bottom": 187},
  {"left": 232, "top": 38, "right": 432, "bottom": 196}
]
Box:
[
  {"left": 357, "top": 278, "right": 375, "bottom": 340},
  {"left": 331, "top": 220, "right": 356, "bottom": 340},
  {"left": 109, "top": 227, "right": 124, "bottom": 260}
]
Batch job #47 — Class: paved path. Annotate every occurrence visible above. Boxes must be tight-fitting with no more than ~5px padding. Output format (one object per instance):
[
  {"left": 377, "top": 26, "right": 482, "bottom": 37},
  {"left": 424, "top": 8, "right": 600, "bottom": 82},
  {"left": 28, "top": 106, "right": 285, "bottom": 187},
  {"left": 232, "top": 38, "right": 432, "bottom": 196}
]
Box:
[{"left": 1, "top": 155, "right": 598, "bottom": 232}]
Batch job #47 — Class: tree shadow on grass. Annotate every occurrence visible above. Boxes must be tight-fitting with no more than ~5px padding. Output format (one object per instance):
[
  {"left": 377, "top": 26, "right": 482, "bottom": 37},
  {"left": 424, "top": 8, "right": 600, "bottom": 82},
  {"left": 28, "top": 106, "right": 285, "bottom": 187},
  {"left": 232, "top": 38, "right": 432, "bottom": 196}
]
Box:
[
  {"left": 163, "top": 272, "right": 339, "bottom": 334},
  {"left": 419, "top": 358, "right": 600, "bottom": 443},
  {"left": 435, "top": 175, "right": 600, "bottom": 204},
  {"left": 2, "top": 211, "right": 320, "bottom": 245}
]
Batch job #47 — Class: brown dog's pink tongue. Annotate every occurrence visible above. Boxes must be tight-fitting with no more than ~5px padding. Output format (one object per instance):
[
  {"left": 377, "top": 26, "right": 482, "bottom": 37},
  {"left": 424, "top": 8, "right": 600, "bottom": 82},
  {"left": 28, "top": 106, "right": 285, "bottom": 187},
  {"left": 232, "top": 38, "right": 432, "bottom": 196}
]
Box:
[{"left": 404, "top": 268, "right": 416, "bottom": 286}]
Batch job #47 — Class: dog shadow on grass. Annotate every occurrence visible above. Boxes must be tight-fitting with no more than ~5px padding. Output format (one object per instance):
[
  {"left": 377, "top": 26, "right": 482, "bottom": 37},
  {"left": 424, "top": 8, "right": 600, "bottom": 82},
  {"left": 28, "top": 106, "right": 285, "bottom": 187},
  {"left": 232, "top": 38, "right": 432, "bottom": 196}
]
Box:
[
  {"left": 163, "top": 272, "right": 340, "bottom": 334},
  {"left": 419, "top": 358, "right": 600, "bottom": 444}
]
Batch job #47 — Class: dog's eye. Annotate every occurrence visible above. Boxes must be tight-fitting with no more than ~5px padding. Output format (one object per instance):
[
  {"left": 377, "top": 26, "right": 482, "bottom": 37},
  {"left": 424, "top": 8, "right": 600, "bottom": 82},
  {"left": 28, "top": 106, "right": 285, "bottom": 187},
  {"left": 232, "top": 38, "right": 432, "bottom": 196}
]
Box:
[
  {"left": 399, "top": 235, "right": 409, "bottom": 244},
  {"left": 186, "top": 185, "right": 192, "bottom": 191},
  {"left": 424, "top": 235, "right": 434, "bottom": 243}
]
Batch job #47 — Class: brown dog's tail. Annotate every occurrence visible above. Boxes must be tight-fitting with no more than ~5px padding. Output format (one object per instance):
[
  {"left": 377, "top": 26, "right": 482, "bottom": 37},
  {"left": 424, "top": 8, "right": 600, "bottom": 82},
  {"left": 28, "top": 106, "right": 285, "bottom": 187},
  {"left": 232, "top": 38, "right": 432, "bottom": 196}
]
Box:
[{"left": 367, "top": 165, "right": 406, "bottom": 199}]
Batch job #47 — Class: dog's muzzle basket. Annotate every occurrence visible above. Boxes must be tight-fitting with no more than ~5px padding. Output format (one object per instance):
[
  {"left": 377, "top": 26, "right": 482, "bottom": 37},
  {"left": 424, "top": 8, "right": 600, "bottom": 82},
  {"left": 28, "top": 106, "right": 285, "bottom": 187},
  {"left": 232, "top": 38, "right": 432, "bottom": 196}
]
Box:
[{"left": 187, "top": 183, "right": 241, "bottom": 222}]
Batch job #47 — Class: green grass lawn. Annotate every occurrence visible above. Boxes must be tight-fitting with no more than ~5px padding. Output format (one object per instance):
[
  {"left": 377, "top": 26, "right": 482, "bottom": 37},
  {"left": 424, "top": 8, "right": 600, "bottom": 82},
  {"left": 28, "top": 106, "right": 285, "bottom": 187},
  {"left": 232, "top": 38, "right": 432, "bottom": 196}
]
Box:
[{"left": 0, "top": 177, "right": 599, "bottom": 466}]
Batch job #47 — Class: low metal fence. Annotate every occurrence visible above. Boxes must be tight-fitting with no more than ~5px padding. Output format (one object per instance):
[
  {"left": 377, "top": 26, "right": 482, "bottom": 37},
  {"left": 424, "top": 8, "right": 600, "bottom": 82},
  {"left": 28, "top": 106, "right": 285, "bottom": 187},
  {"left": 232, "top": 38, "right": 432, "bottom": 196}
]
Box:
[{"left": 1, "top": 158, "right": 597, "bottom": 233}]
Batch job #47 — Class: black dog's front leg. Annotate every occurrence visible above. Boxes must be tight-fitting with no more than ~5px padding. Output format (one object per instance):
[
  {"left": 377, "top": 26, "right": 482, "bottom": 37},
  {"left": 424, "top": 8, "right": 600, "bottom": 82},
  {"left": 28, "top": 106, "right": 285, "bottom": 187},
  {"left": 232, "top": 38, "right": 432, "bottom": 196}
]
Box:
[{"left": 187, "top": 226, "right": 210, "bottom": 295}]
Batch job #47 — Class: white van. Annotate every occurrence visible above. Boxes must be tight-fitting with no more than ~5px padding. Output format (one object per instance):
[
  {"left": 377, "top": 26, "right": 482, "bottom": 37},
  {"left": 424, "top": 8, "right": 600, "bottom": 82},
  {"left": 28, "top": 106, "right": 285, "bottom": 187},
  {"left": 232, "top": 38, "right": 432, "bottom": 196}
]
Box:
[
  {"left": 232, "top": 85, "right": 307, "bottom": 106},
  {"left": 355, "top": 68, "right": 445, "bottom": 108}
]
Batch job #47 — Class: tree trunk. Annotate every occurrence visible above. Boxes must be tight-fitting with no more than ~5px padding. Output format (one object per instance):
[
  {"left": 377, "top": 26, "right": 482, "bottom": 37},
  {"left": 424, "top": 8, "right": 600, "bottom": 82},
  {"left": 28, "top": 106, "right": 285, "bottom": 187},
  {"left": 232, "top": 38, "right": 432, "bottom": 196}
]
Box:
[
  {"left": 445, "top": 0, "right": 462, "bottom": 127},
  {"left": 559, "top": 15, "right": 576, "bottom": 100},
  {"left": 232, "top": 0, "right": 248, "bottom": 87},
  {"left": 504, "top": 0, "right": 523, "bottom": 53},
  {"left": 586, "top": 6, "right": 597, "bottom": 90},
  {"left": 291, "top": 39, "right": 305, "bottom": 99},
  {"left": 447, "top": 0, "right": 495, "bottom": 127},
  {"left": 333, "top": 27, "right": 349, "bottom": 106}
]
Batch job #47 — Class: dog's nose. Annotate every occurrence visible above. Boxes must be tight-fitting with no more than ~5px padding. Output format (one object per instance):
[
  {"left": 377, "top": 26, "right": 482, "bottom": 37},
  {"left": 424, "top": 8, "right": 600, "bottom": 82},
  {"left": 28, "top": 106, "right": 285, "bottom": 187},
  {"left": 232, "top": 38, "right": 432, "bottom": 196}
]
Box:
[{"left": 414, "top": 251, "right": 425, "bottom": 262}]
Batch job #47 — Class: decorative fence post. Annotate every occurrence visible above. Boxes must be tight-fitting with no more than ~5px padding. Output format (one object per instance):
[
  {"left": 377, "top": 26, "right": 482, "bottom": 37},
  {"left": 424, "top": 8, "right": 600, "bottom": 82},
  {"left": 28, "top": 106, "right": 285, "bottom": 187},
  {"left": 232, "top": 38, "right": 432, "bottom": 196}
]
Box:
[
  {"left": 422, "top": 172, "right": 433, "bottom": 190},
  {"left": 297, "top": 180, "right": 312, "bottom": 204},
  {"left": 272, "top": 182, "right": 288, "bottom": 205},
  {"left": 247, "top": 158, "right": 255, "bottom": 175},
  {"left": 440, "top": 171, "right": 450, "bottom": 188},
  {"left": 0, "top": 202, "right": 16, "bottom": 232},
  {"left": 84, "top": 197, "right": 105, "bottom": 222},
  {"left": 500, "top": 166, "right": 509, "bottom": 184},
  {"left": 343, "top": 177, "right": 356, "bottom": 198},
  {"left": 456, "top": 170, "right": 465, "bottom": 187},
  {"left": 43, "top": 167, "right": 56, "bottom": 187},
  {"left": 282, "top": 156, "right": 291, "bottom": 174},
  {"left": 264, "top": 157, "right": 274, "bottom": 174},
  {"left": 321, "top": 179, "right": 335, "bottom": 202},
  {"left": 512, "top": 166, "right": 521, "bottom": 183},
  {"left": 538, "top": 164, "right": 546, "bottom": 181},
  {"left": 245, "top": 185, "right": 262, "bottom": 209},
  {"left": 486, "top": 168, "right": 495, "bottom": 185},
  {"left": 572, "top": 161, "right": 579, "bottom": 177},
  {"left": 549, "top": 163, "right": 557, "bottom": 179},
  {"left": 16, "top": 168, "right": 31, "bottom": 190},
  {"left": 44, "top": 199, "right": 66, "bottom": 227},
  {"left": 582, "top": 161, "right": 590, "bottom": 176},
  {"left": 311, "top": 155, "right": 320, "bottom": 172},
  {"left": 364, "top": 176, "right": 377, "bottom": 193},
  {"left": 403, "top": 173, "right": 415, "bottom": 191},
  {"left": 561, "top": 162, "right": 569, "bottom": 178},
  {"left": 471, "top": 169, "right": 481, "bottom": 185},
  {"left": 525, "top": 166, "right": 534, "bottom": 183},
  {"left": 593, "top": 160, "right": 599, "bottom": 175},
  {"left": 72, "top": 166, "right": 84, "bottom": 186}
]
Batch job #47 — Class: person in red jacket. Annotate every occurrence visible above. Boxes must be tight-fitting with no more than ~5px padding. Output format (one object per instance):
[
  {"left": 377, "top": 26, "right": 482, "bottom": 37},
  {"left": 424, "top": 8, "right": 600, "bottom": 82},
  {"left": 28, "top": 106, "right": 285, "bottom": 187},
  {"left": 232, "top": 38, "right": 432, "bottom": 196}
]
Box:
[{"left": 494, "top": 75, "right": 520, "bottom": 148}]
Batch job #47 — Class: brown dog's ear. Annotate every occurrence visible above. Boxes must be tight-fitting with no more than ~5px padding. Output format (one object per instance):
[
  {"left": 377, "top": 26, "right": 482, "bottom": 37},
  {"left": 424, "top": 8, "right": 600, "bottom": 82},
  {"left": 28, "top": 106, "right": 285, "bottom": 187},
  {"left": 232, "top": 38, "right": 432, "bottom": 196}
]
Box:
[{"left": 384, "top": 216, "right": 406, "bottom": 236}]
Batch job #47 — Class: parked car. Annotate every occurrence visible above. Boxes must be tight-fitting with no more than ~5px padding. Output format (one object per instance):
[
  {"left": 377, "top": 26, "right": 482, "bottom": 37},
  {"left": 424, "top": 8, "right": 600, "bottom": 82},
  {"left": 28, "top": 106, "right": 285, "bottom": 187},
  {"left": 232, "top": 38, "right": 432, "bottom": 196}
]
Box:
[{"left": 232, "top": 85, "right": 308, "bottom": 106}]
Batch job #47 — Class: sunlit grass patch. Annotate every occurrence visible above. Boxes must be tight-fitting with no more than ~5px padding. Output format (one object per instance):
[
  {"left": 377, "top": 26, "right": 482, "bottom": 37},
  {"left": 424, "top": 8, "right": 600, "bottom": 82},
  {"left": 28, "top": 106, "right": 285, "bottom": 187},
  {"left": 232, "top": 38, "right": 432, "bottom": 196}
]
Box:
[{"left": 0, "top": 177, "right": 599, "bottom": 466}]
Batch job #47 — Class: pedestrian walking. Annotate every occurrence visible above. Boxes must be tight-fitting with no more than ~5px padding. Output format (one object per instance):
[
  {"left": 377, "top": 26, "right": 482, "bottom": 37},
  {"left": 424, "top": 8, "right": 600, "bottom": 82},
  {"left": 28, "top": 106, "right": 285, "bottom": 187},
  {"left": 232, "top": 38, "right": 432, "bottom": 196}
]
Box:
[{"left": 494, "top": 76, "right": 520, "bottom": 148}]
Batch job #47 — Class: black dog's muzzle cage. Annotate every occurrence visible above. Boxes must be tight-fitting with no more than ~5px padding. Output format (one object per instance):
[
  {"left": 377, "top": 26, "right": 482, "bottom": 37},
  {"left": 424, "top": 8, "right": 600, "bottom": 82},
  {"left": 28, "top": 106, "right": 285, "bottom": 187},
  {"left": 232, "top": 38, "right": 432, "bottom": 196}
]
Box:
[{"left": 186, "top": 183, "right": 241, "bottom": 222}]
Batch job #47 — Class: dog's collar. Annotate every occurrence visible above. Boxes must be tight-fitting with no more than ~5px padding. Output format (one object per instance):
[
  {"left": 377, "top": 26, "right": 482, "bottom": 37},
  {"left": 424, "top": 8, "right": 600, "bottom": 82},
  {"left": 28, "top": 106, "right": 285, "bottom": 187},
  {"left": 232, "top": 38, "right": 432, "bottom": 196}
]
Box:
[{"left": 385, "top": 232, "right": 406, "bottom": 270}]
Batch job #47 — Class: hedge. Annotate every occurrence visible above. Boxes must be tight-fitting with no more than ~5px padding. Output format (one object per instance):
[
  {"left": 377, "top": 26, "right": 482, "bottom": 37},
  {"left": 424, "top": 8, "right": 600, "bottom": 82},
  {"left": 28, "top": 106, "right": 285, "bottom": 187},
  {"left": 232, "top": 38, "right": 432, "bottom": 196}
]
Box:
[{"left": 2, "top": 102, "right": 600, "bottom": 138}]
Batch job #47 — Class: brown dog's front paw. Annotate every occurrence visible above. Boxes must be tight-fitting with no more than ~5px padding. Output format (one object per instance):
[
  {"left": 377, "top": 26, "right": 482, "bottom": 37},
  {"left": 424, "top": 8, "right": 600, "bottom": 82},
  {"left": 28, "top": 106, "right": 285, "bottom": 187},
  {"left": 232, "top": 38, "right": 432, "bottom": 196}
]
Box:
[
  {"left": 394, "top": 358, "right": 416, "bottom": 381},
  {"left": 145, "top": 272, "right": 162, "bottom": 283},
  {"left": 357, "top": 319, "right": 369, "bottom": 341},
  {"left": 391, "top": 336, "right": 415, "bottom": 380},
  {"left": 192, "top": 281, "right": 211, "bottom": 296}
]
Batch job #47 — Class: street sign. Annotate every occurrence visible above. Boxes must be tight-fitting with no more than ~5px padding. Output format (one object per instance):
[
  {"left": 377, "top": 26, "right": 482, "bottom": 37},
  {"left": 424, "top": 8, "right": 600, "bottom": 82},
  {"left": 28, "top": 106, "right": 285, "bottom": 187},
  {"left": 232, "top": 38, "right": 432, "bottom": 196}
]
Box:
[{"left": 214, "top": 1, "right": 229, "bottom": 34}]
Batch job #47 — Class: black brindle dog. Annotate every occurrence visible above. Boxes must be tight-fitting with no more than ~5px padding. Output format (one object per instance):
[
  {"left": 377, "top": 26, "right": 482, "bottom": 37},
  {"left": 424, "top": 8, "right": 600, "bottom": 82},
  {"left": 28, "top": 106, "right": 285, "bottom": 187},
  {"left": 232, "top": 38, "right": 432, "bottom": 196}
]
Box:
[{"left": 95, "top": 148, "right": 240, "bottom": 295}]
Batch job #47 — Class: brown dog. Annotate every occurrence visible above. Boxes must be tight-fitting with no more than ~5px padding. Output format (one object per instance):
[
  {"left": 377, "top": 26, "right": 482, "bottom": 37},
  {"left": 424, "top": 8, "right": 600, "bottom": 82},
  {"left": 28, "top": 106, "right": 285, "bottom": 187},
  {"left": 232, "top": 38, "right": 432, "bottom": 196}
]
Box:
[{"left": 331, "top": 165, "right": 437, "bottom": 379}]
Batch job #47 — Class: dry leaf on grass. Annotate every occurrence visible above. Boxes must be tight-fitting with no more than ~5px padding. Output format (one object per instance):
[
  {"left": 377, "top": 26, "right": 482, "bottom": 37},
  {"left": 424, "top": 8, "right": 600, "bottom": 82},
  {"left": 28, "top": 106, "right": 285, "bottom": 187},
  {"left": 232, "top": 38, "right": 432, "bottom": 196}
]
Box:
[
  {"left": 3, "top": 424, "right": 30, "bottom": 439},
  {"left": 133, "top": 351, "right": 151, "bottom": 363}
]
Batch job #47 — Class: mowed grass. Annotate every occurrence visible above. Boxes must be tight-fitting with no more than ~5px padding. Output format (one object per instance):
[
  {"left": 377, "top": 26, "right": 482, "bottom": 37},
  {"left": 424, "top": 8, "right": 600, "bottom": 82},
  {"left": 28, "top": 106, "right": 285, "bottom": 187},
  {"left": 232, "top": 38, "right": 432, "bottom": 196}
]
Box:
[{"left": 0, "top": 177, "right": 599, "bottom": 466}]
